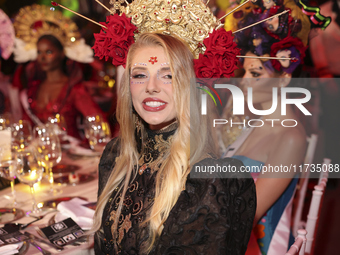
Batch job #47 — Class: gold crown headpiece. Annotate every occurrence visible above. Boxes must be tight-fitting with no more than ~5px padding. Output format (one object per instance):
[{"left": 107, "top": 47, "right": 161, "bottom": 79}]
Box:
[
  {"left": 13, "top": 4, "right": 93, "bottom": 63},
  {"left": 121, "top": 0, "right": 222, "bottom": 58}
]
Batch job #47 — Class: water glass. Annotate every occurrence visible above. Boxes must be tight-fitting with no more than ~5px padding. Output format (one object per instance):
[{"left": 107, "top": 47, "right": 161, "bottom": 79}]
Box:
[
  {"left": 16, "top": 148, "right": 43, "bottom": 214},
  {"left": 84, "top": 115, "right": 111, "bottom": 152},
  {"left": 34, "top": 124, "right": 62, "bottom": 195},
  {"left": 12, "top": 120, "right": 33, "bottom": 150}
]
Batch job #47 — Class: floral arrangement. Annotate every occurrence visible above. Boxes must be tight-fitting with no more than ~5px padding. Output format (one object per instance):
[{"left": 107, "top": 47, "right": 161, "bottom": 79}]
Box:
[
  {"left": 194, "top": 28, "right": 240, "bottom": 79},
  {"left": 92, "top": 13, "right": 137, "bottom": 68},
  {"left": 92, "top": 14, "right": 239, "bottom": 78},
  {"left": 270, "top": 36, "right": 306, "bottom": 73}
]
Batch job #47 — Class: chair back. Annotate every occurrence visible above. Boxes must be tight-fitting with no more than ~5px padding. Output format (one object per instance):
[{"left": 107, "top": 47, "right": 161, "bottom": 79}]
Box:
[
  {"left": 304, "top": 158, "right": 330, "bottom": 254},
  {"left": 285, "top": 229, "right": 307, "bottom": 255},
  {"left": 293, "top": 134, "right": 318, "bottom": 235}
]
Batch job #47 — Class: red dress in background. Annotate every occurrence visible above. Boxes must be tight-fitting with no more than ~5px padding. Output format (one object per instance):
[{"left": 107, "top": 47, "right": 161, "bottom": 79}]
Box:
[{"left": 23, "top": 80, "right": 105, "bottom": 140}]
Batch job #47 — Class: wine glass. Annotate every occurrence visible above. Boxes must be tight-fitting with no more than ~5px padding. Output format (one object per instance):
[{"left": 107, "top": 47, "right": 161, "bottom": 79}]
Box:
[
  {"left": 47, "top": 113, "right": 67, "bottom": 138},
  {"left": 0, "top": 113, "right": 12, "bottom": 130},
  {"left": 34, "top": 124, "right": 62, "bottom": 195},
  {"left": 84, "top": 115, "right": 111, "bottom": 152},
  {"left": 0, "top": 147, "right": 21, "bottom": 207},
  {"left": 16, "top": 148, "right": 43, "bottom": 215},
  {"left": 12, "top": 120, "right": 33, "bottom": 150}
]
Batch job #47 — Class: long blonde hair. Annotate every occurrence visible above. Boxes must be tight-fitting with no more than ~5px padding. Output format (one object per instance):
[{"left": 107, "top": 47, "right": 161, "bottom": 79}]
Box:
[{"left": 91, "top": 33, "right": 215, "bottom": 253}]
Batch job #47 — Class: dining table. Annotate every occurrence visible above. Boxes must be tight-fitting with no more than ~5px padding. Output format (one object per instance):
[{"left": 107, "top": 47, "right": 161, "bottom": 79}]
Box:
[{"left": 0, "top": 149, "right": 102, "bottom": 255}]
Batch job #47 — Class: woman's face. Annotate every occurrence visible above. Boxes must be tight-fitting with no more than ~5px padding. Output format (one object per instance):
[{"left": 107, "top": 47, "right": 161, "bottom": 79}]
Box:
[
  {"left": 242, "top": 53, "right": 279, "bottom": 105},
  {"left": 130, "top": 46, "right": 176, "bottom": 130},
  {"left": 37, "top": 38, "right": 64, "bottom": 72},
  {"left": 263, "top": 0, "right": 275, "bottom": 9}
]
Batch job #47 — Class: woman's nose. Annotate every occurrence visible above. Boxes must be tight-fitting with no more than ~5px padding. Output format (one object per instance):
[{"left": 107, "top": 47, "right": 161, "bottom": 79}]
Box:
[
  {"left": 240, "top": 76, "right": 250, "bottom": 89},
  {"left": 243, "top": 71, "right": 252, "bottom": 79},
  {"left": 38, "top": 53, "right": 46, "bottom": 61},
  {"left": 145, "top": 76, "right": 161, "bottom": 93}
]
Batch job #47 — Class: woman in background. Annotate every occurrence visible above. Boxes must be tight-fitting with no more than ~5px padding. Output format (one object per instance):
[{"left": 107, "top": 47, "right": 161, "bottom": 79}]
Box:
[
  {"left": 12, "top": 4, "right": 104, "bottom": 140},
  {"left": 219, "top": 0, "right": 321, "bottom": 252},
  {"left": 20, "top": 34, "right": 105, "bottom": 139}
]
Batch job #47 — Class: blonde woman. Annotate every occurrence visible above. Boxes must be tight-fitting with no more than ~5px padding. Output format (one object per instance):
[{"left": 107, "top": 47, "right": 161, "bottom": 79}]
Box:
[{"left": 92, "top": 33, "right": 256, "bottom": 255}]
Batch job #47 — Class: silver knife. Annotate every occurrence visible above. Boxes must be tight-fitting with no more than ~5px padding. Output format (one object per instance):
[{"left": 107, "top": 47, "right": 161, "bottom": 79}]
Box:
[{"left": 24, "top": 232, "right": 64, "bottom": 251}]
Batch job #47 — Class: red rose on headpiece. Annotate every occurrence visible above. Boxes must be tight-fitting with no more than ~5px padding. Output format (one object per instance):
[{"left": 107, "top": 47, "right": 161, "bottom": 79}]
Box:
[
  {"left": 92, "top": 13, "right": 137, "bottom": 67},
  {"left": 194, "top": 28, "right": 240, "bottom": 79},
  {"left": 107, "top": 41, "right": 131, "bottom": 66},
  {"left": 252, "top": 8, "right": 262, "bottom": 14},
  {"left": 105, "top": 13, "right": 136, "bottom": 40},
  {"left": 220, "top": 50, "right": 239, "bottom": 77},
  {"left": 268, "top": 5, "right": 281, "bottom": 15},
  {"left": 270, "top": 36, "right": 306, "bottom": 71},
  {"left": 194, "top": 55, "right": 221, "bottom": 79},
  {"left": 203, "top": 29, "right": 237, "bottom": 55},
  {"left": 93, "top": 31, "right": 110, "bottom": 61}
]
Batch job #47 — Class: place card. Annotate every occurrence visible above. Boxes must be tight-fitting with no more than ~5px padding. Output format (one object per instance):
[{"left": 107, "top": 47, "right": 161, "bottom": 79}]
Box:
[
  {"left": 0, "top": 225, "right": 28, "bottom": 246},
  {"left": 39, "top": 217, "right": 85, "bottom": 246}
]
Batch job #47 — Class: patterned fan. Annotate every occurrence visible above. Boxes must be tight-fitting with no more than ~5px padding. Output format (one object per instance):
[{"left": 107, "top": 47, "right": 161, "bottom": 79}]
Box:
[{"left": 0, "top": 9, "right": 15, "bottom": 60}]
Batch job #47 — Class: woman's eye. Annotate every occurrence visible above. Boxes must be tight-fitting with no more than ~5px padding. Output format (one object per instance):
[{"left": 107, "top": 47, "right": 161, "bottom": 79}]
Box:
[
  {"left": 46, "top": 50, "right": 53, "bottom": 55},
  {"left": 158, "top": 70, "right": 172, "bottom": 81},
  {"left": 132, "top": 73, "right": 147, "bottom": 79},
  {"left": 251, "top": 72, "right": 260, "bottom": 78},
  {"left": 163, "top": 74, "right": 172, "bottom": 79}
]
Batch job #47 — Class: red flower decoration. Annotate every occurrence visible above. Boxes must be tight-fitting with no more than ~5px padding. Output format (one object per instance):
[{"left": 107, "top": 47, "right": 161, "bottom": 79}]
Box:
[
  {"left": 194, "top": 28, "right": 240, "bottom": 79},
  {"left": 92, "top": 13, "right": 137, "bottom": 67},
  {"left": 194, "top": 55, "right": 221, "bottom": 78},
  {"left": 252, "top": 8, "right": 262, "bottom": 14},
  {"left": 268, "top": 5, "right": 281, "bottom": 15},
  {"left": 270, "top": 36, "right": 307, "bottom": 71}
]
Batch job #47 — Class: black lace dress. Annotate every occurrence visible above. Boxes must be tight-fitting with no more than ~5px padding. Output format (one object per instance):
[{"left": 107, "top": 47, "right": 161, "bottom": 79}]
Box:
[{"left": 95, "top": 124, "right": 256, "bottom": 255}]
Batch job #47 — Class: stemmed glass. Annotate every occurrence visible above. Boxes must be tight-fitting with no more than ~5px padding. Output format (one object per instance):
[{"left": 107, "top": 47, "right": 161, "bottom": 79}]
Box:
[
  {"left": 15, "top": 148, "right": 43, "bottom": 215},
  {"left": 34, "top": 124, "right": 62, "bottom": 195},
  {"left": 12, "top": 120, "right": 33, "bottom": 150},
  {"left": 0, "top": 113, "right": 12, "bottom": 130},
  {"left": 47, "top": 113, "right": 67, "bottom": 138},
  {"left": 0, "top": 115, "right": 22, "bottom": 207},
  {"left": 0, "top": 147, "right": 21, "bottom": 207},
  {"left": 84, "top": 115, "right": 111, "bottom": 152}
]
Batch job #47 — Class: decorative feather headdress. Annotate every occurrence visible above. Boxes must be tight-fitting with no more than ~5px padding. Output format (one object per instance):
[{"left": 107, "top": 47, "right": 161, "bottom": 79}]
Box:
[
  {"left": 227, "top": 0, "right": 331, "bottom": 73},
  {"left": 13, "top": 4, "right": 93, "bottom": 63}
]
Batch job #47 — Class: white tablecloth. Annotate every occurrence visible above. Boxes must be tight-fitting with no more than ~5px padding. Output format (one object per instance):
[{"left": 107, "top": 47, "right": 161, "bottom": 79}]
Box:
[{"left": 0, "top": 152, "right": 101, "bottom": 255}]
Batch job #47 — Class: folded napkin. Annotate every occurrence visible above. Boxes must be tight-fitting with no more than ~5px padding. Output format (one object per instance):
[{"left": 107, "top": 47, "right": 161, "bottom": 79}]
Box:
[
  {"left": 0, "top": 243, "right": 21, "bottom": 255},
  {"left": 56, "top": 198, "right": 95, "bottom": 230}
]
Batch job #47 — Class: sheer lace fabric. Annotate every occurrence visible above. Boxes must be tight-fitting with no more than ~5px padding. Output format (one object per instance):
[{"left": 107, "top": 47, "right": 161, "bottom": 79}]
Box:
[{"left": 95, "top": 125, "right": 256, "bottom": 255}]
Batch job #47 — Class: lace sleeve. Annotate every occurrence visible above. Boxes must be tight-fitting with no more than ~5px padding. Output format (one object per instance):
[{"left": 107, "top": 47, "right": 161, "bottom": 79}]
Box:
[
  {"left": 95, "top": 138, "right": 120, "bottom": 255},
  {"left": 97, "top": 137, "right": 120, "bottom": 197},
  {"left": 154, "top": 157, "right": 256, "bottom": 255}
]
